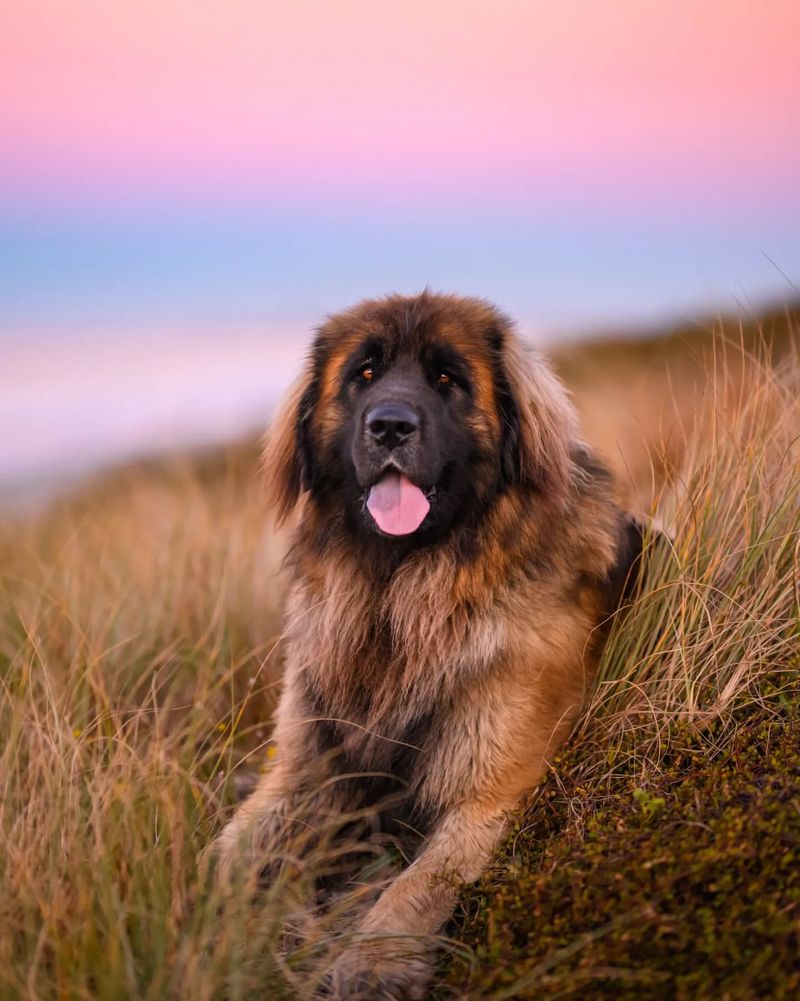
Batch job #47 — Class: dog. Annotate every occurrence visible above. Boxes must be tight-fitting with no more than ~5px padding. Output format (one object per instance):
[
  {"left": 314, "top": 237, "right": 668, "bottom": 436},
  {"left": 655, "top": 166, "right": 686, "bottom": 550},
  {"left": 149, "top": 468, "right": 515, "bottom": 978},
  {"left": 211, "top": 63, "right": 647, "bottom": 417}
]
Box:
[{"left": 213, "top": 292, "right": 648, "bottom": 998}]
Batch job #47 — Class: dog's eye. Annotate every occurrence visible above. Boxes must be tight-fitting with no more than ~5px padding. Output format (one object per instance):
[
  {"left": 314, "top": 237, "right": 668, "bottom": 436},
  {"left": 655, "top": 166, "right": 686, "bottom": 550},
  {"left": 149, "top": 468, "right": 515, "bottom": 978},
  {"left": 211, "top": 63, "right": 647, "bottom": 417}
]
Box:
[
  {"left": 438, "top": 371, "right": 453, "bottom": 386},
  {"left": 357, "top": 364, "right": 374, "bottom": 383}
]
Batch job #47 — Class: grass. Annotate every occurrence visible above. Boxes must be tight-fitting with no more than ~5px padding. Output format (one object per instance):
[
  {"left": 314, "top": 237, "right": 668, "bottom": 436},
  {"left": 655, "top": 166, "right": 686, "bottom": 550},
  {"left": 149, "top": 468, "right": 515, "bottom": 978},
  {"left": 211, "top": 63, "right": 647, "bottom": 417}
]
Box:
[
  {"left": 443, "top": 699, "right": 800, "bottom": 999},
  {"left": 0, "top": 307, "right": 798, "bottom": 999}
]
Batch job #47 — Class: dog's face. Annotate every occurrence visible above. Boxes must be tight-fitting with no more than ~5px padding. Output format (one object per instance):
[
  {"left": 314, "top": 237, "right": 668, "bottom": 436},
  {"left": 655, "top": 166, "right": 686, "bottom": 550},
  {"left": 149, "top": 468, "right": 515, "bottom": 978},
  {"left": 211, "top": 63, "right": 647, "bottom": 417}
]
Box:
[
  {"left": 341, "top": 341, "right": 478, "bottom": 537},
  {"left": 266, "top": 293, "right": 574, "bottom": 549},
  {"left": 334, "top": 305, "right": 506, "bottom": 540}
]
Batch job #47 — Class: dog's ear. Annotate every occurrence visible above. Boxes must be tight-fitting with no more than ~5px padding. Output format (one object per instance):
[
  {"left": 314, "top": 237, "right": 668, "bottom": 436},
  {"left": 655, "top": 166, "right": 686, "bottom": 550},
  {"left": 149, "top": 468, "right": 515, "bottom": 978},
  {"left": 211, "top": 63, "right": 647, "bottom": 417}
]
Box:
[
  {"left": 261, "top": 367, "right": 319, "bottom": 524},
  {"left": 490, "top": 326, "right": 576, "bottom": 505}
]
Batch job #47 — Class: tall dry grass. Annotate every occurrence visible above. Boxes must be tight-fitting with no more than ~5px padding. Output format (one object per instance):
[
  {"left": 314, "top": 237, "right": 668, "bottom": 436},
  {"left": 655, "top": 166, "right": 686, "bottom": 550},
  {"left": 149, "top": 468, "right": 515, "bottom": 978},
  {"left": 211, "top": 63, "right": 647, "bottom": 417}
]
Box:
[
  {"left": 576, "top": 334, "right": 799, "bottom": 785},
  {"left": 0, "top": 323, "right": 797, "bottom": 999},
  {"left": 0, "top": 449, "right": 298, "bottom": 999}
]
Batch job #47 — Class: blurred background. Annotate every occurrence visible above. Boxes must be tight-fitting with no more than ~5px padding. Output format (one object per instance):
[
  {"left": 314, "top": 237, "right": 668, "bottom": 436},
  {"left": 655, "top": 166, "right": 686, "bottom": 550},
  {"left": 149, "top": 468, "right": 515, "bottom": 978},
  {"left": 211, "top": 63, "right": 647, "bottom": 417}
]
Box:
[{"left": 2, "top": 0, "right": 799, "bottom": 503}]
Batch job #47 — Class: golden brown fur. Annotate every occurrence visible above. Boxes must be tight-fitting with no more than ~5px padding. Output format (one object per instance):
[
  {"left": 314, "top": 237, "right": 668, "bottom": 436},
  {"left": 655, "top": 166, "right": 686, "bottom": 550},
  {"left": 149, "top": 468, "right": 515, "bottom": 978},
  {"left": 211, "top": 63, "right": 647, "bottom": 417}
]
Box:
[{"left": 214, "top": 292, "right": 643, "bottom": 999}]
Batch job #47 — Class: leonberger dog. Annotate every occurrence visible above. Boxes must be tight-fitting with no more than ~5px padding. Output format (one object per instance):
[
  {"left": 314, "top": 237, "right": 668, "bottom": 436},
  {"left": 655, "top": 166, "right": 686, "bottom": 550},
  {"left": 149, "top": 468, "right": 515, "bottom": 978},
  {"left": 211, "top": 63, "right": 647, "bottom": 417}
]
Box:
[{"left": 213, "top": 292, "right": 647, "bottom": 998}]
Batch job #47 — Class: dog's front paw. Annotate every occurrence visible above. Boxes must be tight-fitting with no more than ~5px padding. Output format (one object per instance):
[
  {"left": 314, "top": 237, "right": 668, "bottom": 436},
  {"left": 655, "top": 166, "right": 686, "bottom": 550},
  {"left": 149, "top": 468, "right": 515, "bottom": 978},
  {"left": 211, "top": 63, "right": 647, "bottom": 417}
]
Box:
[
  {"left": 321, "top": 938, "right": 431, "bottom": 1000},
  {"left": 203, "top": 822, "right": 254, "bottom": 891},
  {"left": 204, "top": 828, "right": 272, "bottom": 896}
]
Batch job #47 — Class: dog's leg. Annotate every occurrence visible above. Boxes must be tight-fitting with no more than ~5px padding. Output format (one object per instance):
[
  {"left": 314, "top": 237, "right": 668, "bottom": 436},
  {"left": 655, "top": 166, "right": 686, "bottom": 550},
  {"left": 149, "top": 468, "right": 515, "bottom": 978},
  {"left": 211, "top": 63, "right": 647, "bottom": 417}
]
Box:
[
  {"left": 212, "top": 758, "right": 305, "bottom": 886},
  {"left": 211, "top": 674, "right": 338, "bottom": 888},
  {"left": 323, "top": 799, "right": 508, "bottom": 999}
]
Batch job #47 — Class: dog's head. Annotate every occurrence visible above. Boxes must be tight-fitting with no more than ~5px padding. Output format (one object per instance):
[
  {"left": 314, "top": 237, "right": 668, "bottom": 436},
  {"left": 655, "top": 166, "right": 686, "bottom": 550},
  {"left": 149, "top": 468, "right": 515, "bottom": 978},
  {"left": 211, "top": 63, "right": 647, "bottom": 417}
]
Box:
[{"left": 265, "top": 293, "right": 576, "bottom": 547}]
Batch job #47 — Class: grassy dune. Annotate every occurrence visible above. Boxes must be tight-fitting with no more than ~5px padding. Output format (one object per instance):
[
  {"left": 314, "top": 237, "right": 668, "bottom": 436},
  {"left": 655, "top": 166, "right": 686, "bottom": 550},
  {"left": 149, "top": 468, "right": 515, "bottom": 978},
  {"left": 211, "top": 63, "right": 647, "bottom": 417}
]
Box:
[{"left": 1, "top": 305, "right": 798, "bottom": 999}]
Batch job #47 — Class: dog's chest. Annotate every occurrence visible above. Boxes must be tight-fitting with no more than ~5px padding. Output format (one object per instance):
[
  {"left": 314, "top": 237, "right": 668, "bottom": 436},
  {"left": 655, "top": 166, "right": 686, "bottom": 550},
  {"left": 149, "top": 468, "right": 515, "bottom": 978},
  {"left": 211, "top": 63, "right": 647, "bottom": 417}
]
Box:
[
  {"left": 285, "top": 569, "right": 501, "bottom": 840},
  {"left": 310, "top": 696, "right": 438, "bottom": 844},
  {"left": 287, "top": 569, "right": 504, "bottom": 712},
  {"left": 308, "top": 678, "right": 434, "bottom": 782}
]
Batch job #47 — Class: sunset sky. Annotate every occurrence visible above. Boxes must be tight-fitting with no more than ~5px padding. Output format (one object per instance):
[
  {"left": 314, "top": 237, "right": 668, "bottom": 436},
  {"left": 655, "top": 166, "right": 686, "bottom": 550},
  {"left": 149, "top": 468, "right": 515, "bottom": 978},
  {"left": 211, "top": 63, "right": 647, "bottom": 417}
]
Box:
[
  {"left": 1, "top": 1, "right": 799, "bottom": 487},
  {"left": 1, "top": 0, "right": 798, "bottom": 335}
]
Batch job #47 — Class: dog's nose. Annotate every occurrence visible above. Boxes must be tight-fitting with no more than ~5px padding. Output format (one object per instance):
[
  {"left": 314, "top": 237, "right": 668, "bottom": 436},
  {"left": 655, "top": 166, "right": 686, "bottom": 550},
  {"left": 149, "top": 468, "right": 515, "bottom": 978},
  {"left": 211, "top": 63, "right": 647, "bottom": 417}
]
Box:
[{"left": 365, "top": 403, "right": 420, "bottom": 449}]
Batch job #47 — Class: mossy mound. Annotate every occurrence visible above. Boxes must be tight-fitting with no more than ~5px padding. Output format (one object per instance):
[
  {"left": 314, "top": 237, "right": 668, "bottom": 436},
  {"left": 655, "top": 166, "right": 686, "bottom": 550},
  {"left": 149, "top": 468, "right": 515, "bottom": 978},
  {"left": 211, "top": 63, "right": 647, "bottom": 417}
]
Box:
[{"left": 443, "top": 701, "right": 800, "bottom": 999}]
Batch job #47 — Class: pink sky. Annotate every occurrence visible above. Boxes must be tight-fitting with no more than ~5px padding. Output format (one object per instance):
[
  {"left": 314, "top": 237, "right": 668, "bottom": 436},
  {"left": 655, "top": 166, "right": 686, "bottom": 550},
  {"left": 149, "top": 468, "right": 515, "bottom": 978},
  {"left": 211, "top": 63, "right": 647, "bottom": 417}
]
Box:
[
  {"left": 2, "top": 0, "right": 799, "bottom": 212},
  {"left": 1, "top": 2, "right": 799, "bottom": 492}
]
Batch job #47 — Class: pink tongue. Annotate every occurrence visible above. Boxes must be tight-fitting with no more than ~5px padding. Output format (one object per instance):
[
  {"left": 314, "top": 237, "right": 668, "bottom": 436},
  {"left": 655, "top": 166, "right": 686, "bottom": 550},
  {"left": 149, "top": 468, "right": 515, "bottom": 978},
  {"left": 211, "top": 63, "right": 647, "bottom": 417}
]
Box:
[{"left": 366, "top": 471, "right": 430, "bottom": 536}]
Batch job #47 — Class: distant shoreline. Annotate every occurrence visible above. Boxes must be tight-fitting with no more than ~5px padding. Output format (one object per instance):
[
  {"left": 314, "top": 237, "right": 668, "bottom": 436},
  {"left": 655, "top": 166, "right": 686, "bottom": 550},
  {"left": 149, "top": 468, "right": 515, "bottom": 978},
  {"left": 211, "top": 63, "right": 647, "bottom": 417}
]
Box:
[{"left": 0, "top": 328, "right": 304, "bottom": 502}]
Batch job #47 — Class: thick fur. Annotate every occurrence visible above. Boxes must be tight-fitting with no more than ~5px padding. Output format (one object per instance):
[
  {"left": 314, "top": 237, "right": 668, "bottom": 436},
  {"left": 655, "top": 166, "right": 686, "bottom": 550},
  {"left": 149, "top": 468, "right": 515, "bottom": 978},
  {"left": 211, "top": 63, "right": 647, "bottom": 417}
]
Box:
[{"left": 214, "top": 292, "right": 646, "bottom": 999}]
